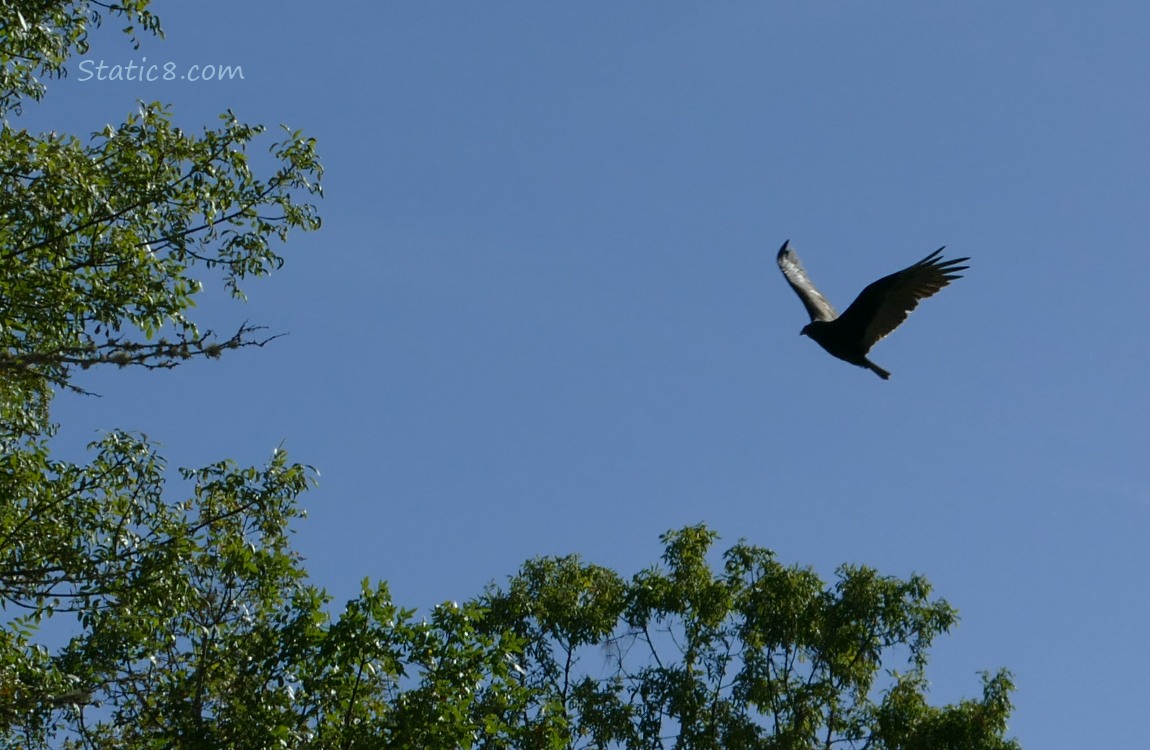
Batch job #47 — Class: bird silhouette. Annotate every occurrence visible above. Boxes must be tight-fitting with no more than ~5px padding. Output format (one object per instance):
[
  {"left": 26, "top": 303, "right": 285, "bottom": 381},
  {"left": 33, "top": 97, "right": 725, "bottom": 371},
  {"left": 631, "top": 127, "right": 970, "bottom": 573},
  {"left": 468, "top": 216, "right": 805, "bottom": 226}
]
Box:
[{"left": 776, "top": 240, "right": 969, "bottom": 379}]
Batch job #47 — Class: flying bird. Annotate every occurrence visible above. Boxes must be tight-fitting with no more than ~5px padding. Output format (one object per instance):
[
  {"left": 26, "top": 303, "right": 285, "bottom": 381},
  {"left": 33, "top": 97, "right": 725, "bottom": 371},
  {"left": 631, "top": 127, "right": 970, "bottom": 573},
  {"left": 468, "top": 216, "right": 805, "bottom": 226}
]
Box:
[{"left": 776, "top": 240, "right": 969, "bottom": 380}]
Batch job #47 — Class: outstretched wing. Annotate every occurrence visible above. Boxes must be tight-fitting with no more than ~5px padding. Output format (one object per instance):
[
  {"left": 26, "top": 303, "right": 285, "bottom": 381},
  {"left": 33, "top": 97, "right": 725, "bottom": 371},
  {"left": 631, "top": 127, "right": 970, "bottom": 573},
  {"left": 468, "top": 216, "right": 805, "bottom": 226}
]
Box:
[
  {"left": 776, "top": 240, "right": 837, "bottom": 322},
  {"left": 835, "top": 248, "right": 969, "bottom": 349}
]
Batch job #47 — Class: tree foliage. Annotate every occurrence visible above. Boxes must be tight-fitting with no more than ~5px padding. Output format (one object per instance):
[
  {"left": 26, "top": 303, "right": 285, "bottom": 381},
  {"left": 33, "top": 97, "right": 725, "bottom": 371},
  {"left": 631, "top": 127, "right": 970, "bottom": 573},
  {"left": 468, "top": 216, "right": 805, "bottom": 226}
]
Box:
[
  {"left": 0, "top": 3, "right": 1020, "bottom": 748},
  {"left": 483, "top": 526, "right": 1018, "bottom": 750}
]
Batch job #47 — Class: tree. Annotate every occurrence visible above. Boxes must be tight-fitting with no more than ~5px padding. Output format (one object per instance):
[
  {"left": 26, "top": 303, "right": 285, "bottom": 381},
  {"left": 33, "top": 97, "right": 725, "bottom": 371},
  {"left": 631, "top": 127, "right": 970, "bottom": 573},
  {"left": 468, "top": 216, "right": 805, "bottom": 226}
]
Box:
[
  {"left": 0, "top": 3, "right": 1020, "bottom": 748},
  {"left": 483, "top": 525, "right": 1019, "bottom": 750},
  {"left": 0, "top": 2, "right": 337, "bottom": 745}
]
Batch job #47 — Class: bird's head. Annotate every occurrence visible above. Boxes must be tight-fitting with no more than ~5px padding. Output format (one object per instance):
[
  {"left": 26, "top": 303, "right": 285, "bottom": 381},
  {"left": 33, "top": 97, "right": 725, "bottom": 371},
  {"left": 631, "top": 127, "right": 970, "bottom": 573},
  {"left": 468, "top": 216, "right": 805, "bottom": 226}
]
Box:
[{"left": 800, "top": 323, "right": 814, "bottom": 338}]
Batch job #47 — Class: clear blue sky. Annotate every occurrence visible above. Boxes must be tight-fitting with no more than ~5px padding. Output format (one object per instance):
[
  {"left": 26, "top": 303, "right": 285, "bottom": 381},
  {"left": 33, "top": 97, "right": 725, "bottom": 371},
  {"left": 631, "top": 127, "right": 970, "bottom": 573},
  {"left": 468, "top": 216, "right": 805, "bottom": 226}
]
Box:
[{"left": 26, "top": 2, "right": 1150, "bottom": 746}]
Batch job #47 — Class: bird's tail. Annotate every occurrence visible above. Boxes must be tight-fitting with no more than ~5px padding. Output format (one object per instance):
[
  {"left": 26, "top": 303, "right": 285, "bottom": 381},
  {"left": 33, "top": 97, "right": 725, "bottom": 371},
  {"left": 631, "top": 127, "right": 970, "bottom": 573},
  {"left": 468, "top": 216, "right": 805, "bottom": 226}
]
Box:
[{"left": 866, "top": 360, "right": 891, "bottom": 380}]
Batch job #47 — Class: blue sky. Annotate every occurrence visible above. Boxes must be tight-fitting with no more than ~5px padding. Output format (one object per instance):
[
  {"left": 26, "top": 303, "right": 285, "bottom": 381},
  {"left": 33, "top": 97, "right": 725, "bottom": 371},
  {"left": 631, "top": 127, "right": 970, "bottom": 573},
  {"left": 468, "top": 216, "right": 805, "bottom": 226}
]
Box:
[{"left": 25, "top": 2, "right": 1150, "bottom": 746}]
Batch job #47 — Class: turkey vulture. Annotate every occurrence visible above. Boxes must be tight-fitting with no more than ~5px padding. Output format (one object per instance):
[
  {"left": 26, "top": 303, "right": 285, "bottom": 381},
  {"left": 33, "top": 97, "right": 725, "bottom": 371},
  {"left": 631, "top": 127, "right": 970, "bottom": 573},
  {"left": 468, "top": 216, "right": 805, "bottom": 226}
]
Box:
[{"left": 776, "top": 240, "right": 968, "bottom": 380}]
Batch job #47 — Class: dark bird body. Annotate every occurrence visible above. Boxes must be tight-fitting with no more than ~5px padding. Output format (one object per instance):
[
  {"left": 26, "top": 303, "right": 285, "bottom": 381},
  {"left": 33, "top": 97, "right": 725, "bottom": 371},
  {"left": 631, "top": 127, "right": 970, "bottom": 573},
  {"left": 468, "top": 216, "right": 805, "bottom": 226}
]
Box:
[{"left": 776, "top": 240, "right": 969, "bottom": 379}]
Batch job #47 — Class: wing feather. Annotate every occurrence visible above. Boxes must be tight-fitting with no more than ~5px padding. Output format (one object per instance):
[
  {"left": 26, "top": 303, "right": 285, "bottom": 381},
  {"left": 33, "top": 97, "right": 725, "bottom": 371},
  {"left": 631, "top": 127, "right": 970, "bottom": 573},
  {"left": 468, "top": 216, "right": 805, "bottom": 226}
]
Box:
[
  {"left": 776, "top": 241, "right": 838, "bottom": 322},
  {"left": 835, "top": 247, "right": 969, "bottom": 348}
]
